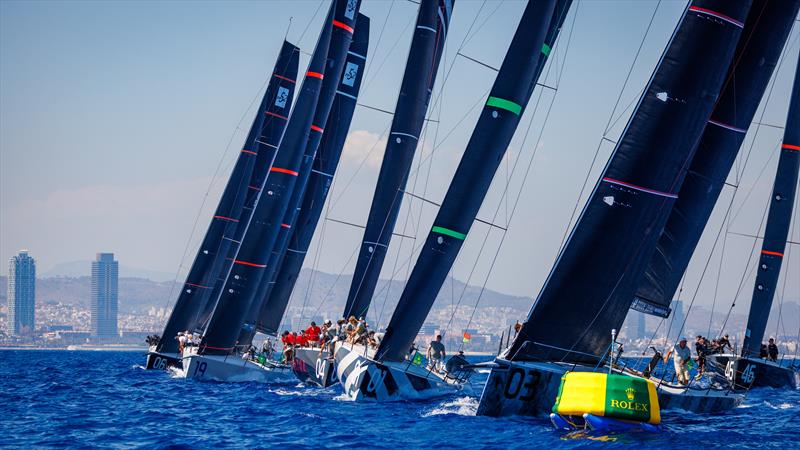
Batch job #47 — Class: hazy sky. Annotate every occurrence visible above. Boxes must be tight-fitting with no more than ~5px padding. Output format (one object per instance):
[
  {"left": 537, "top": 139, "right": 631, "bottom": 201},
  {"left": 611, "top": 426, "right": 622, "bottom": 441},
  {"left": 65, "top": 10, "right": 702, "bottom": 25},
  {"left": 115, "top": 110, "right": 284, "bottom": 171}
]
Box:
[{"left": 2, "top": 1, "right": 798, "bottom": 325}]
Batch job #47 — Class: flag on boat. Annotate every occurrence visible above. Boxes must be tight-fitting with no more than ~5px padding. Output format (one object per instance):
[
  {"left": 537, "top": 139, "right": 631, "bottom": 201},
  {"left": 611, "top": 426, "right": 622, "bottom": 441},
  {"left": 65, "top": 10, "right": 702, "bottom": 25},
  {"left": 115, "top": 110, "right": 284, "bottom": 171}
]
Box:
[
  {"left": 462, "top": 332, "right": 472, "bottom": 343},
  {"left": 412, "top": 352, "right": 423, "bottom": 366}
]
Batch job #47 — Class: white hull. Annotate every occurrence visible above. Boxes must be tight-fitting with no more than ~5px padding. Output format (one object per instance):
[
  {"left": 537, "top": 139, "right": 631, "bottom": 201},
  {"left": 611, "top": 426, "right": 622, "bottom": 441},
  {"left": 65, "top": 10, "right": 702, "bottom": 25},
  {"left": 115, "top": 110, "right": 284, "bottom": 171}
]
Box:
[
  {"left": 334, "top": 342, "right": 466, "bottom": 401},
  {"left": 181, "top": 348, "right": 292, "bottom": 382},
  {"left": 291, "top": 346, "right": 337, "bottom": 387}
]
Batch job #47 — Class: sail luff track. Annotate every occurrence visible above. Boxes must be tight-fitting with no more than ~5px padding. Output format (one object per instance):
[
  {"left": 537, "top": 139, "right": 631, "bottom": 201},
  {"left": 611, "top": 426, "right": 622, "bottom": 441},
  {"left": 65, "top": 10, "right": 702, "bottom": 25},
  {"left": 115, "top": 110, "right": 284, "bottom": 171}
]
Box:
[
  {"left": 741, "top": 53, "right": 800, "bottom": 356},
  {"left": 375, "top": 0, "right": 569, "bottom": 363},
  {"left": 509, "top": 0, "right": 752, "bottom": 365}
]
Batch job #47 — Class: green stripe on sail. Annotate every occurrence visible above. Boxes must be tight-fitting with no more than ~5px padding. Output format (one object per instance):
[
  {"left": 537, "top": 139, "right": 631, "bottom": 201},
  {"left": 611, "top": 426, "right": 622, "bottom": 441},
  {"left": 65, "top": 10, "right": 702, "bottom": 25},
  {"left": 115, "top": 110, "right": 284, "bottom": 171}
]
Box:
[
  {"left": 541, "top": 43, "right": 551, "bottom": 56},
  {"left": 432, "top": 226, "right": 466, "bottom": 240},
  {"left": 486, "top": 96, "right": 521, "bottom": 115}
]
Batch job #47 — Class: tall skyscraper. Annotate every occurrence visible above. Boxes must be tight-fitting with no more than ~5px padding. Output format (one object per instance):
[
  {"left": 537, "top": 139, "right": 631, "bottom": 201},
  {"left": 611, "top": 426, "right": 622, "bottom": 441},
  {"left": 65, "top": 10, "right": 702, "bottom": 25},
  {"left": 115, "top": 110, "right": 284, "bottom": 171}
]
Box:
[
  {"left": 7, "top": 250, "right": 36, "bottom": 335},
  {"left": 91, "top": 253, "right": 118, "bottom": 340},
  {"left": 636, "top": 311, "right": 646, "bottom": 340},
  {"left": 667, "top": 299, "right": 685, "bottom": 342}
]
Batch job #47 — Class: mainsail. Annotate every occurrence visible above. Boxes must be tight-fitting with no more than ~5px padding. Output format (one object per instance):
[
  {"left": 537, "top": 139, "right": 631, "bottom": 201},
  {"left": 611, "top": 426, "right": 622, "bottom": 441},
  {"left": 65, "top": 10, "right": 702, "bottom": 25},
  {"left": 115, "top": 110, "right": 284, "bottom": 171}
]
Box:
[
  {"left": 242, "top": 4, "right": 364, "bottom": 341},
  {"left": 508, "top": 1, "right": 751, "bottom": 364},
  {"left": 255, "top": 13, "right": 370, "bottom": 337},
  {"left": 375, "top": 0, "right": 569, "bottom": 362},
  {"left": 741, "top": 54, "right": 800, "bottom": 357},
  {"left": 156, "top": 41, "right": 299, "bottom": 354},
  {"left": 198, "top": 4, "right": 335, "bottom": 355},
  {"left": 343, "top": 0, "right": 454, "bottom": 320},
  {"left": 632, "top": 0, "right": 800, "bottom": 318}
]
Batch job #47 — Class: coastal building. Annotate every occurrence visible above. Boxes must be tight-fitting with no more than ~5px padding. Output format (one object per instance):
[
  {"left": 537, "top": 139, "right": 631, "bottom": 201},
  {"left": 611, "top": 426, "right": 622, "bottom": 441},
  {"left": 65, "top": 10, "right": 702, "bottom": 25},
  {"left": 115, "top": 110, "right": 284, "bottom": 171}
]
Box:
[
  {"left": 7, "top": 250, "right": 36, "bottom": 335},
  {"left": 636, "top": 311, "right": 646, "bottom": 340},
  {"left": 667, "top": 299, "right": 685, "bottom": 342},
  {"left": 91, "top": 253, "right": 119, "bottom": 340}
]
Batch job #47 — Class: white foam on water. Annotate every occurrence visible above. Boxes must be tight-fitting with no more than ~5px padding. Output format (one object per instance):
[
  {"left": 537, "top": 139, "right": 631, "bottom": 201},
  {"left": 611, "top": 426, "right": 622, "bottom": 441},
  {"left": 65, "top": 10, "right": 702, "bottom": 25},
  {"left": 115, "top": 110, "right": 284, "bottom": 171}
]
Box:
[
  {"left": 269, "top": 388, "right": 307, "bottom": 396},
  {"left": 333, "top": 393, "right": 356, "bottom": 402},
  {"left": 131, "top": 364, "right": 147, "bottom": 370},
  {"left": 422, "top": 396, "right": 479, "bottom": 417}
]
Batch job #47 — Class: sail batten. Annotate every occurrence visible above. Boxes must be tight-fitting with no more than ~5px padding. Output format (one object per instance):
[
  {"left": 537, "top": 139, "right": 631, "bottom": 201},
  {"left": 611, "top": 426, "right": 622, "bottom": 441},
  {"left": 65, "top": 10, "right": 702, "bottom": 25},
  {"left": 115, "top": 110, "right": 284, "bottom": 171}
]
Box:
[
  {"left": 376, "top": 0, "right": 568, "bottom": 363},
  {"left": 155, "top": 41, "right": 299, "bottom": 354},
  {"left": 632, "top": 0, "right": 800, "bottom": 319},
  {"left": 509, "top": 0, "right": 752, "bottom": 364},
  {"left": 741, "top": 54, "right": 800, "bottom": 357}
]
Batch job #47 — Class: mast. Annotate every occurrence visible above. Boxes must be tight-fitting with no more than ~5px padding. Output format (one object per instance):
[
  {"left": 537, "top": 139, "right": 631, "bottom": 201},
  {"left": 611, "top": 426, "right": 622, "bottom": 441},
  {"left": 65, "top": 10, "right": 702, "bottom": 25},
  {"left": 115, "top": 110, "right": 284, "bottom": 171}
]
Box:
[
  {"left": 253, "top": 13, "right": 370, "bottom": 337},
  {"left": 343, "top": 0, "right": 454, "bottom": 321},
  {"left": 741, "top": 54, "right": 800, "bottom": 357},
  {"left": 508, "top": 0, "right": 751, "bottom": 364},
  {"left": 238, "top": 5, "right": 364, "bottom": 344},
  {"left": 155, "top": 41, "right": 299, "bottom": 354},
  {"left": 632, "top": 0, "right": 800, "bottom": 319},
  {"left": 198, "top": 3, "right": 336, "bottom": 355},
  {"left": 375, "top": 0, "right": 568, "bottom": 363}
]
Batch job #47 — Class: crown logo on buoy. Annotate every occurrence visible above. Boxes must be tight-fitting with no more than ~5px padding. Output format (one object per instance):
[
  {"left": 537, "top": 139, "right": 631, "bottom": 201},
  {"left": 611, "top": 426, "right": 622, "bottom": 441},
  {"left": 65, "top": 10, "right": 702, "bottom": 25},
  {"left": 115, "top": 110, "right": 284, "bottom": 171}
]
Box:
[{"left": 625, "top": 387, "right": 635, "bottom": 401}]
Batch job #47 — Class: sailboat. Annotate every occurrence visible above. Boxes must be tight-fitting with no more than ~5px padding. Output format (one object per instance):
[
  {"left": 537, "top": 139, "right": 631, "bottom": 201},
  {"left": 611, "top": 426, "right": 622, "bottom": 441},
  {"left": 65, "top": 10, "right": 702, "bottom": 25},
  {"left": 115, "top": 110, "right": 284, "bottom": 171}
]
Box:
[
  {"left": 181, "top": 0, "right": 361, "bottom": 382},
  {"left": 707, "top": 53, "right": 800, "bottom": 390},
  {"left": 273, "top": 0, "right": 453, "bottom": 388},
  {"left": 335, "top": 0, "right": 573, "bottom": 401},
  {"left": 476, "top": 0, "right": 752, "bottom": 419},
  {"left": 145, "top": 40, "right": 299, "bottom": 371}
]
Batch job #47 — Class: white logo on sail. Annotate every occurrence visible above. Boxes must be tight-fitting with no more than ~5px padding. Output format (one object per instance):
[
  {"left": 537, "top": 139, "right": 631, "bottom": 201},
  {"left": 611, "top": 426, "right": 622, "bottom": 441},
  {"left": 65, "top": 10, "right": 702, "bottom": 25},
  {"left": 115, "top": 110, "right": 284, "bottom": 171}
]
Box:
[
  {"left": 603, "top": 196, "right": 615, "bottom": 206},
  {"left": 656, "top": 92, "right": 669, "bottom": 102},
  {"left": 342, "top": 62, "right": 359, "bottom": 87},
  {"left": 345, "top": 0, "right": 357, "bottom": 19},
  {"left": 275, "top": 86, "right": 289, "bottom": 108}
]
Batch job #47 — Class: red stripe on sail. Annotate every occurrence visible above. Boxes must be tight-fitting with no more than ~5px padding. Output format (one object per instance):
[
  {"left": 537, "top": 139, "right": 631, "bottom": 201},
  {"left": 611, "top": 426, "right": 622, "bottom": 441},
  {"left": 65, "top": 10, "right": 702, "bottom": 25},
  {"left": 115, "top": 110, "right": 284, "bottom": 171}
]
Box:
[
  {"left": 266, "top": 111, "right": 288, "bottom": 120},
  {"left": 272, "top": 73, "right": 296, "bottom": 83},
  {"left": 281, "top": 223, "right": 291, "bottom": 229},
  {"left": 234, "top": 260, "right": 266, "bottom": 268},
  {"left": 688, "top": 6, "right": 744, "bottom": 28},
  {"left": 186, "top": 282, "right": 210, "bottom": 289},
  {"left": 332, "top": 20, "right": 354, "bottom": 34},
  {"left": 271, "top": 167, "right": 299, "bottom": 176},
  {"left": 306, "top": 71, "right": 324, "bottom": 80},
  {"left": 782, "top": 143, "right": 800, "bottom": 151},
  {"left": 214, "top": 216, "right": 239, "bottom": 222},
  {"left": 310, "top": 125, "right": 324, "bottom": 133},
  {"left": 761, "top": 250, "right": 784, "bottom": 257},
  {"left": 241, "top": 149, "right": 257, "bottom": 155}
]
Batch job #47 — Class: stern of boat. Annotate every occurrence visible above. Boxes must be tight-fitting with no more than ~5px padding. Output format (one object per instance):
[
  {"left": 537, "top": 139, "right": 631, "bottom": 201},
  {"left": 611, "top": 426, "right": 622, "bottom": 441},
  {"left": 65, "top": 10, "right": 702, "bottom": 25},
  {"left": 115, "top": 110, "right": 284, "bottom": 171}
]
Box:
[{"left": 292, "top": 346, "right": 336, "bottom": 387}]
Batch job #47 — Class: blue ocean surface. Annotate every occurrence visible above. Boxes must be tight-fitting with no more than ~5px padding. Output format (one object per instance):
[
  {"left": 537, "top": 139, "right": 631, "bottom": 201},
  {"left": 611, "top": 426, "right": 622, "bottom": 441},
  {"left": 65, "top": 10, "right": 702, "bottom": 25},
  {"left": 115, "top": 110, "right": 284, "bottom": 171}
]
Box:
[{"left": 1, "top": 350, "right": 798, "bottom": 449}]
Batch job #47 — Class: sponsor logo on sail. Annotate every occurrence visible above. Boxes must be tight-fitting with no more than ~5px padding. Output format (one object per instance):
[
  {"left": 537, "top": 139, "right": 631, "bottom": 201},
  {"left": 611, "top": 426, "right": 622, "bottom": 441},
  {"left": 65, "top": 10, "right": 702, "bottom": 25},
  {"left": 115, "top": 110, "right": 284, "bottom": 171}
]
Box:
[
  {"left": 275, "top": 87, "right": 289, "bottom": 108},
  {"left": 343, "top": 62, "right": 359, "bottom": 87}
]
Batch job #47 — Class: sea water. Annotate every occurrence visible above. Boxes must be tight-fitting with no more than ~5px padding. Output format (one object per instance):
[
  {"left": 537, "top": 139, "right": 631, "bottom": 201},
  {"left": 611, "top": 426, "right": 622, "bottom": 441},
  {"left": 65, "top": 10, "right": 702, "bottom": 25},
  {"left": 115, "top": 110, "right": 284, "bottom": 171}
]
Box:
[{"left": 1, "top": 350, "right": 798, "bottom": 448}]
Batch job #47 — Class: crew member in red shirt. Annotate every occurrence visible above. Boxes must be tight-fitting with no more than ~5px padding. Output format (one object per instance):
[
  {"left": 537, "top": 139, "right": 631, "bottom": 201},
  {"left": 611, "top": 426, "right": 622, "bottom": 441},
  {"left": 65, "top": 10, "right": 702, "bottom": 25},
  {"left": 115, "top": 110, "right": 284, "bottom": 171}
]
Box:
[{"left": 305, "top": 321, "right": 322, "bottom": 346}]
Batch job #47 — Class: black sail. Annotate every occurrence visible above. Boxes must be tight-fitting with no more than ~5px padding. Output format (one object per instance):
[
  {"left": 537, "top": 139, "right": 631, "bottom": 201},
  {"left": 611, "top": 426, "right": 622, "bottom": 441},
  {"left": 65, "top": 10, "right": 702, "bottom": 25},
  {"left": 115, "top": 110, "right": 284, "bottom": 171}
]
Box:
[
  {"left": 632, "top": 0, "right": 800, "bottom": 318},
  {"left": 343, "top": 0, "right": 454, "bottom": 320},
  {"left": 375, "top": 0, "right": 567, "bottom": 363},
  {"left": 239, "top": 5, "right": 364, "bottom": 342},
  {"left": 156, "top": 42, "right": 298, "bottom": 354},
  {"left": 254, "top": 14, "right": 370, "bottom": 337},
  {"left": 741, "top": 55, "right": 800, "bottom": 357},
  {"left": 198, "top": 4, "right": 335, "bottom": 355},
  {"left": 509, "top": 1, "right": 751, "bottom": 364}
]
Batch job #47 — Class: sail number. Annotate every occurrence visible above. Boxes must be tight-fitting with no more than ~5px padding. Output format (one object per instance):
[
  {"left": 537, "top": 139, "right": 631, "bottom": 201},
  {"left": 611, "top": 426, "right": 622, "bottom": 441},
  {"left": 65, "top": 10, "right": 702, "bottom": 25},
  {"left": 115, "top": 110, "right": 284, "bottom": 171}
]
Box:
[
  {"left": 741, "top": 364, "right": 756, "bottom": 384},
  {"left": 152, "top": 357, "right": 167, "bottom": 370},
  {"left": 193, "top": 361, "right": 207, "bottom": 377},
  {"left": 503, "top": 367, "right": 541, "bottom": 401}
]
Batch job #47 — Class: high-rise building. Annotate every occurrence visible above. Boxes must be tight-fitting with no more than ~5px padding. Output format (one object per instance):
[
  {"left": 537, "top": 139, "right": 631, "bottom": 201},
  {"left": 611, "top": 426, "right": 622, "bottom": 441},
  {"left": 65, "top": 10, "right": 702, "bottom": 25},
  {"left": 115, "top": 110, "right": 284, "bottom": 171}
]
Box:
[
  {"left": 91, "top": 253, "right": 118, "bottom": 340},
  {"left": 7, "top": 250, "right": 36, "bottom": 335},
  {"left": 667, "top": 299, "right": 685, "bottom": 342},
  {"left": 636, "top": 312, "right": 646, "bottom": 340}
]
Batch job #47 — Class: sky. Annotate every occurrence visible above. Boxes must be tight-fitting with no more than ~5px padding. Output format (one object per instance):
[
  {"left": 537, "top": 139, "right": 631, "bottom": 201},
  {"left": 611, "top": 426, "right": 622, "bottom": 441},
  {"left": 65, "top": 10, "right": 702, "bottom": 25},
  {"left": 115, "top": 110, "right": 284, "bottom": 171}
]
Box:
[{"left": 1, "top": 1, "right": 799, "bottom": 327}]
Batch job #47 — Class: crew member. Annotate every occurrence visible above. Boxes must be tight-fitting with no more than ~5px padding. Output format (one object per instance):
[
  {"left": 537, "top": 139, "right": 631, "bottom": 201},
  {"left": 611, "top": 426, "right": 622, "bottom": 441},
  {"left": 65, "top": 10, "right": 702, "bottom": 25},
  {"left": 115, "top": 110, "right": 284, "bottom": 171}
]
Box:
[
  {"left": 664, "top": 337, "right": 691, "bottom": 385},
  {"left": 305, "top": 321, "right": 321, "bottom": 347},
  {"left": 427, "top": 335, "right": 446, "bottom": 372},
  {"left": 768, "top": 338, "right": 779, "bottom": 362}
]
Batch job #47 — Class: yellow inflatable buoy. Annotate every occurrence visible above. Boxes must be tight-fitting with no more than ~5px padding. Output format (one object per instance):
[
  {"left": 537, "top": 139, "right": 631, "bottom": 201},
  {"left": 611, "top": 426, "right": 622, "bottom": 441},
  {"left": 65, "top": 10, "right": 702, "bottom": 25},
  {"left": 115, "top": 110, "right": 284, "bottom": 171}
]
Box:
[{"left": 552, "top": 372, "right": 660, "bottom": 425}]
